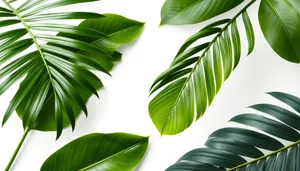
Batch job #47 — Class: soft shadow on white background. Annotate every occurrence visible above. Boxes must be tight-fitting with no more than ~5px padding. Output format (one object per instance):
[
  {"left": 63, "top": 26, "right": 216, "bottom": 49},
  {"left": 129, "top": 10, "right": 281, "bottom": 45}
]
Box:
[{"left": 0, "top": 0, "right": 300, "bottom": 170}]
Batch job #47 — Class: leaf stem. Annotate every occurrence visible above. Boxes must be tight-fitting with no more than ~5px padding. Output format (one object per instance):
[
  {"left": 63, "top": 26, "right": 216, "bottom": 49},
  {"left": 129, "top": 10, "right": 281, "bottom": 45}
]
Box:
[
  {"left": 4, "top": 128, "right": 30, "bottom": 171},
  {"left": 227, "top": 139, "right": 300, "bottom": 170}
]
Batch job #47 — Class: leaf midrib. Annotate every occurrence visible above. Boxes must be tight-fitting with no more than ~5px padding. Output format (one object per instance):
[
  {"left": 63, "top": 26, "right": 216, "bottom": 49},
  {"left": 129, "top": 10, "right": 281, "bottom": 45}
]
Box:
[
  {"left": 162, "top": 0, "right": 204, "bottom": 23},
  {"left": 79, "top": 138, "right": 147, "bottom": 170},
  {"left": 160, "top": 0, "right": 257, "bottom": 134},
  {"left": 227, "top": 139, "right": 300, "bottom": 170},
  {"left": 264, "top": 0, "right": 298, "bottom": 59},
  {"left": 88, "top": 23, "right": 143, "bottom": 46},
  {"left": 2, "top": 0, "right": 55, "bottom": 92}
]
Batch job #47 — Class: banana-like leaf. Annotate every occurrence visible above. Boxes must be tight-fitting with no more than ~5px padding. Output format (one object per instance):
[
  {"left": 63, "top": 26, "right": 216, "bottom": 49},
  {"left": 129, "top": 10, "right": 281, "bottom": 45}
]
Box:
[
  {"left": 41, "top": 133, "right": 149, "bottom": 171},
  {"left": 258, "top": 0, "right": 300, "bottom": 63},
  {"left": 160, "top": 0, "right": 244, "bottom": 25},
  {"left": 166, "top": 92, "right": 300, "bottom": 171},
  {"left": 149, "top": 1, "right": 256, "bottom": 135},
  {"left": 15, "top": 14, "right": 145, "bottom": 132},
  {"left": 0, "top": 0, "right": 144, "bottom": 139}
]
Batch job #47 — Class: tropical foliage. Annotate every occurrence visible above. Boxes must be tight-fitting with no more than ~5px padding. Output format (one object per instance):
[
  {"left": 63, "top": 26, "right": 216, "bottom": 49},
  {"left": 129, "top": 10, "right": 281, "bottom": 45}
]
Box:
[
  {"left": 41, "top": 133, "right": 149, "bottom": 171},
  {"left": 167, "top": 92, "right": 300, "bottom": 171},
  {"left": 0, "top": 0, "right": 144, "bottom": 170},
  {"left": 149, "top": 0, "right": 300, "bottom": 135},
  {"left": 0, "top": 0, "right": 144, "bottom": 138},
  {"left": 16, "top": 14, "right": 145, "bottom": 132}
]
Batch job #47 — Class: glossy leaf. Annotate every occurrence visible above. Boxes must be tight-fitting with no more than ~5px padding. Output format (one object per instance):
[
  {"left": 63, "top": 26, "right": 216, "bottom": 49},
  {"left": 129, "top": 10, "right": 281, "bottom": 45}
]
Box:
[
  {"left": 15, "top": 14, "right": 145, "bottom": 132},
  {"left": 41, "top": 133, "right": 149, "bottom": 171},
  {"left": 0, "top": 0, "right": 144, "bottom": 138},
  {"left": 149, "top": 1, "right": 256, "bottom": 135},
  {"left": 258, "top": 0, "right": 300, "bottom": 63},
  {"left": 160, "top": 0, "right": 244, "bottom": 25},
  {"left": 167, "top": 92, "right": 300, "bottom": 170}
]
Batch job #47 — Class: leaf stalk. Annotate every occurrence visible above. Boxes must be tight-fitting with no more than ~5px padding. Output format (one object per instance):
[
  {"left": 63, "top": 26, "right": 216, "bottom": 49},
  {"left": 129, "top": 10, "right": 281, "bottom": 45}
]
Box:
[{"left": 4, "top": 128, "right": 30, "bottom": 171}]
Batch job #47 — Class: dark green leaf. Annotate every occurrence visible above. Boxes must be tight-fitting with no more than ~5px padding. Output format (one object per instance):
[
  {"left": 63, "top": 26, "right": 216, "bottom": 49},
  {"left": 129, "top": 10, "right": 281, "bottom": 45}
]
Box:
[
  {"left": 166, "top": 161, "right": 223, "bottom": 171},
  {"left": 250, "top": 103, "right": 300, "bottom": 131},
  {"left": 168, "top": 92, "right": 300, "bottom": 170},
  {"left": 41, "top": 133, "right": 148, "bottom": 171},
  {"left": 230, "top": 114, "right": 300, "bottom": 141},
  {"left": 178, "top": 148, "right": 246, "bottom": 168},
  {"left": 209, "top": 128, "right": 284, "bottom": 151},
  {"left": 205, "top": 137, "right": 264, "bottom": 158}
]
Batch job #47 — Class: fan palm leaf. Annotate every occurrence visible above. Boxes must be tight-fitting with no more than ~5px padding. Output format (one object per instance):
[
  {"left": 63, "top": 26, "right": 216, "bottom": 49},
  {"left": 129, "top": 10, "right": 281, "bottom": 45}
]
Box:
[
  {"left": 15, "top": 14, "right": 145, "bottom": 132},
  {"left": 149, "top": 0, "right": 256, "bottom": 135},
  {"left": 167, "top": 92, "right": 300, "bottom": 171},
  {"left": 0, "top": 0, "right": 113, "bottom": 139}
]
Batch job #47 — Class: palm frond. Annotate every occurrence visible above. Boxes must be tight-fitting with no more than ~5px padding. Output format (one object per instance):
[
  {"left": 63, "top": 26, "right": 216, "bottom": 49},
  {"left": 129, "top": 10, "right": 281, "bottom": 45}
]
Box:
[
  {"left": 0, "top": 0, "right": 111, "bottom": 139},
  {"left": 149, "top": 0, "right": 256, "bottom": 135},
  {"left": 14, "top": 14, "right": 145, "bottom": 132},
  {"left": 167, "top": 92, "right": 300, "bottom": 171}
]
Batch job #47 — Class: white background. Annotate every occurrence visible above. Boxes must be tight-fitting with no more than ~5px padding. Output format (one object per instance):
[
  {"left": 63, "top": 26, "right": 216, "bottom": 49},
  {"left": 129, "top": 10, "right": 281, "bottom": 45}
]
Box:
[{"left": 0, "top": 0, "right": 300, "bottom": 170}]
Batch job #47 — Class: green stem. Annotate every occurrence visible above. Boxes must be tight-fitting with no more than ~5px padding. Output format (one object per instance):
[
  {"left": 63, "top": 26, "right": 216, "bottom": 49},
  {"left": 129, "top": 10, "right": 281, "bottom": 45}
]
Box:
[
  {"left": 5, "top": 128, "right": 30, "bottom": 171},
  {"left": 227, "top": 139, "right": 300, "bottom": 170}
]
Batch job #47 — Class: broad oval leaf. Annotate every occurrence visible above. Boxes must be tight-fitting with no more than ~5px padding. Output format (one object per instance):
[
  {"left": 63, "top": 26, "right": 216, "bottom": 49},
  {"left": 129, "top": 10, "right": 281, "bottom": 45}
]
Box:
[
  {"left": 160, "top": 0, "right": 244, "bottom": 25},
  {"left": 167, "top": 92, "right": 300, "bottom": 171},
  {"left": 41, "top": 133, "right": 149, "bottom": 171},
  {"left": 15, "top": 14, "right": 145, "bottom": 132},
  {"left": 258, "top": 0, "right": 300, "bottom": 63}
]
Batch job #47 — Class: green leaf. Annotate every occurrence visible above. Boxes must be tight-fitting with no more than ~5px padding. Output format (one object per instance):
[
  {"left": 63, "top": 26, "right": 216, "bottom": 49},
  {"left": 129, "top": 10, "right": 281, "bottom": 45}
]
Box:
[
  {"left": 178, "top": 148, "right": 246, "bottom": 168},
  {"left": 25, "top": 12, "right": 104, "bottom": 22},
  {"left": 0, "top": 0, "right": 144, "bottom": 138},
  {"left": 160, "top": 0, "right": 244, "bottom": 25},
  {"left": 242, "top": 11, "right": 255, "bottom": 55},
  {"left": 258, "top": 0, "right": 300, "bottom": 63},
  {"left": 19, "top": 0, "right": 98, "bottom": 15},
  {"left": 166, "top": 161, "right": 222, "bottom": 171},
  {"left": 77, "top": 13, "right": 145, "bottom": 53},
  {"left": 0, "top": 19, "right": 20, "bottom": 28},
  {"left": 41, "top": 133, "right": 149, "bottom": 171},
  {"left": 167, "top": 92, "right": 300, "bottom": 171},
  {"left": 230, "top": 114, "right": 300, "bottom": 141},
  {"left": 205, "top": 137, "right": 264, "bottom": 158},
  {"left": 30, "top": 23, "right": 107, "bottom": 38},
  {"left": 15, "top": 14, "right": 144, "bottom": 132},
  {"left": 149, "top": 1, "right": 256, "bottom": 135}
]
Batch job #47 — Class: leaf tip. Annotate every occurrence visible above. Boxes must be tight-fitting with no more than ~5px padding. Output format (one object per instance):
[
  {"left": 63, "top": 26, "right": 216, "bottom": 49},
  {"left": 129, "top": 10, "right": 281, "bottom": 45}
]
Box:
[{"left": 159, "top": 21, "right": 165, "bottom": 27}]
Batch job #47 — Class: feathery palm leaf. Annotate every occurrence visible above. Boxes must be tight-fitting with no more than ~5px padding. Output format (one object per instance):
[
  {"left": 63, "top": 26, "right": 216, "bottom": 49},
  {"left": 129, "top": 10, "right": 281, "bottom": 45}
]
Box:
[
  {"left": 167, "top": 92, "right": 300, "bottom": 171},
  {"left": 149, "top": 0, "right": 256, "bottom": 135},
  {"left": 0, "top": 0, "right": 113, "bottom": 139}
]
